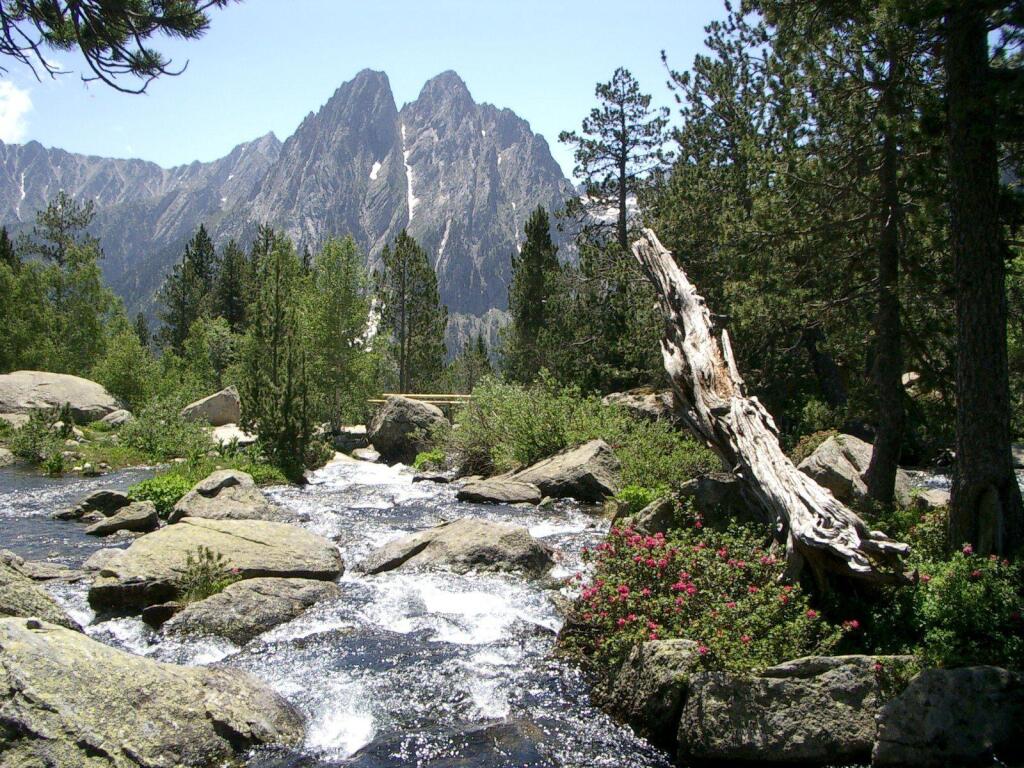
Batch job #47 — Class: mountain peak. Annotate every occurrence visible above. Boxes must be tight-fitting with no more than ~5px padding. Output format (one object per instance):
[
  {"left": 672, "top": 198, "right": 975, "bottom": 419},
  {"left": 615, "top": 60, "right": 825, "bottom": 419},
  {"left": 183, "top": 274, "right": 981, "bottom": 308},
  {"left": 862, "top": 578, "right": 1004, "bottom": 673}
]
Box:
[{"left": 417, "top": 70, "right": 473, "bottom": 105}]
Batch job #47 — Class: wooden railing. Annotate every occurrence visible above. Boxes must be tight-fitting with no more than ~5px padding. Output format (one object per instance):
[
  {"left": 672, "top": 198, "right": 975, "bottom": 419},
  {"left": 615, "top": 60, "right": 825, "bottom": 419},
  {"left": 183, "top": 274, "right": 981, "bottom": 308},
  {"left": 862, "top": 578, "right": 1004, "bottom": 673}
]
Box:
[{"left": 367, "top": 393, "right": 473, "bottom": 406}]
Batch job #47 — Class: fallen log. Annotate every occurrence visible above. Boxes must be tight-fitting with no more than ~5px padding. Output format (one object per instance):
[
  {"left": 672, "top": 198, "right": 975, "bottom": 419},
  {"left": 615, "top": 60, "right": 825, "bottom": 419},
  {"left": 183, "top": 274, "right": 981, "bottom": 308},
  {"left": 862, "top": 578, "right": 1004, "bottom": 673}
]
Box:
[{"left": 632, "top": 228, "right": 910, "bottom": 585}]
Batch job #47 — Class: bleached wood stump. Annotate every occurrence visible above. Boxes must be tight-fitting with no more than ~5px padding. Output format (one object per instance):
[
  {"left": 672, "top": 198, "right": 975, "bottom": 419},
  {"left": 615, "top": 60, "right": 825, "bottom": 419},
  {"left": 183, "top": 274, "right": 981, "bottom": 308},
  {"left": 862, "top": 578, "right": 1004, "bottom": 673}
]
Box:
[{"left": 632, "top": 228, "right": 910, "bottom": 585}]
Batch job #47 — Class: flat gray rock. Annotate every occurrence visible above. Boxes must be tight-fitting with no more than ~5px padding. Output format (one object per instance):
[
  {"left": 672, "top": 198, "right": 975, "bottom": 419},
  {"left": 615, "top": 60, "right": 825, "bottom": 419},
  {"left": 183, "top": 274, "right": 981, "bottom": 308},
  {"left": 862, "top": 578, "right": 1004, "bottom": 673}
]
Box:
[
  {"left": 0, "top": 617, "right": 303, "bottom": 766},
  {"left": 88, "top": 517, "right": 344, "bottom": 611},
  {"left": 57, "top": 488, "right": 131, "bottom": 521},
  {"left": 874, "top": 666, "right": 1024, "bottom": 766},
  {"left": 456, "top": 478, "right": 542, "bottom": 505},
  {"left": 679, "top": 655, "right": 909, "bottom": 765},
  {"left": 511, "top": 439, "right": 621, "bottom": 502},
  {"left": 361, "top": 517, "right": 553, "bottom": 578},
  {"left": 85, "top": 501, "right": 159, "bottom": 537},
  {"left": 165, "top": 577, "right": 342, "bottom": 644},
  {"left": 168, "top": 469, "right": 290, "bottom": 524},
  {"left": 0, "top": 559, "right": 81, "bottom": 631}
]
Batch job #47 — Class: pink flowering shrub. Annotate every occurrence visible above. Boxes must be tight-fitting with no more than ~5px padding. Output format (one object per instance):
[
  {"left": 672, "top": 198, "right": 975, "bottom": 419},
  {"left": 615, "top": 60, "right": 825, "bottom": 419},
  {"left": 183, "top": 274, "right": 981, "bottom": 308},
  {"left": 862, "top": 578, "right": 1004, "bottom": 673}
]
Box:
[
  {"left": 914, "top": 549, "right": 1024, "bottom": 669},
  {"left": 560, "top": 521, "right": 845, "bottom": 674}
]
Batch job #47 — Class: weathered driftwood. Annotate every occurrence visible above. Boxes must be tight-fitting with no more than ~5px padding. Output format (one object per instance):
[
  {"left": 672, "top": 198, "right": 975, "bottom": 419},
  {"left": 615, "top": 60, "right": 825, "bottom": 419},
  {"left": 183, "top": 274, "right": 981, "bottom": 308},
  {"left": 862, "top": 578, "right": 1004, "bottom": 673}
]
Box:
[{"left": 632, "top": 229, "right": 910, "bottom": 585}]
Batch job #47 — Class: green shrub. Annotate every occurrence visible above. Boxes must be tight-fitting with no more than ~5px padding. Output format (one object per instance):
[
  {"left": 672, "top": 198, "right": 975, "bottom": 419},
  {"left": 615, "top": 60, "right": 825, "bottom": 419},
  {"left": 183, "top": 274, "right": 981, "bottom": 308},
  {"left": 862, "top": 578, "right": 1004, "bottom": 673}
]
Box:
[
  {"left": 413, "top": 448, "right": 446, "bottom": 471},
  {"left": 42, "top": 449, "right": 65, "bottom": 476},
  {"left": 9, "top": 412, "right": 61, "bottom": 464},
  {"left": 915, "top": 548, "right": 1023, "bottom": 669},
  {"left": 560, "top": 517, "right": 844, "bottom": 675},
  {"left": 128, "top": 474, "right": 194, "bottom": 517},
  {"left": 175, "top": 546, "right": 240, "bottom": 604},
  {"left": 441, "top": 375, "right": 718, "bottom": 489},
  {"left": 614, "top": 484, "right": 667, "bottom": 517},
  {"left": 120, "top": 397, "right": 211, "bottom": 462}
]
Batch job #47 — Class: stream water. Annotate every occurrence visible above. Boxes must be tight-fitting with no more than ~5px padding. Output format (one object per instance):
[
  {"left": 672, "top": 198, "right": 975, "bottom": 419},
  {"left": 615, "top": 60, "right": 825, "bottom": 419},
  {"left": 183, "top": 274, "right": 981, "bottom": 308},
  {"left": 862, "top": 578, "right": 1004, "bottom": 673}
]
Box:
[{"left": 0, "top": 458, "right": 673, "bottom": 768}]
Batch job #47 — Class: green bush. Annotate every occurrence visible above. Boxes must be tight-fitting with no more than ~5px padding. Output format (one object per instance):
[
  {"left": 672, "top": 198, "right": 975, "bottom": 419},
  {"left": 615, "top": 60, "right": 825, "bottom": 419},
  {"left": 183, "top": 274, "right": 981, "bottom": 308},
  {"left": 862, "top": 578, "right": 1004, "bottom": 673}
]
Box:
[
  {"left": 9, "top": 411, "right": 61, "bottom": 464},
  {"left": 560, "top": 517, "right": 844, "bottom": 675},
  {"left": 42, "top": 449, "right": 65, "bottom": 476},
  {"left": 128, "top": 474, "right": 194, "bottom": 517},
  {"left": 614, "top": 484, "right": 667, "bottom": 517},
  {"left": 175, "top": 546, "right": 240, "bottom": 604},
  {"left": 915, "top": 548, "right": 1024, "bottom": 669},
  {"left": 120, "top": 398, "right": 211, "bottom": 462},
  {"left": 413, "top": 448, "right": 446, "bottom": 471},
  {"left": 441, "top": 375, "right": 718, "bottom": 489}
]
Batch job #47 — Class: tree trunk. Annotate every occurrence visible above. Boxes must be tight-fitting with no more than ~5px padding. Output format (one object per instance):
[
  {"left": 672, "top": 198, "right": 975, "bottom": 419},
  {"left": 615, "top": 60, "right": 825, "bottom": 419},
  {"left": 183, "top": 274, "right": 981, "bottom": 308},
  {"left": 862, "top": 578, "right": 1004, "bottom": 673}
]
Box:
[
  {"left": 617, "top": 107, "right": 629, "bottom": 253},
  {"left": 945, "top": 4, "right": 1024, "bottom": 555},
  {"left": 866, "top": 65, "right": 905, "bottom": 506},
  {"left": 633, "top": 229, "right": 910, "bottom": 585}
]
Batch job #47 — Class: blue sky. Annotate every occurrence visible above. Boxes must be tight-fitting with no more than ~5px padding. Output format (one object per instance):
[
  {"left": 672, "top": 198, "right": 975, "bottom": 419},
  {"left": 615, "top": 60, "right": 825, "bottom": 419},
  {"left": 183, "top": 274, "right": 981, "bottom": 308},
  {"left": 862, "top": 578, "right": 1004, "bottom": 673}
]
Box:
[{"left": 0, "top": 0, "right": 727, "bottom": 178}]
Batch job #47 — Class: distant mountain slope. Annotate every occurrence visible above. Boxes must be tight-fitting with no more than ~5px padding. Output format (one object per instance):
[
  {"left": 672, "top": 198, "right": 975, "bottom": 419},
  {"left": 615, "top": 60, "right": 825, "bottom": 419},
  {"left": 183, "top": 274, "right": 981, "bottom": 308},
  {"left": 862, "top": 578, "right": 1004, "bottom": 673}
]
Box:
[{"left": 0, "top": 69, "right": 572, "bottom": 350}]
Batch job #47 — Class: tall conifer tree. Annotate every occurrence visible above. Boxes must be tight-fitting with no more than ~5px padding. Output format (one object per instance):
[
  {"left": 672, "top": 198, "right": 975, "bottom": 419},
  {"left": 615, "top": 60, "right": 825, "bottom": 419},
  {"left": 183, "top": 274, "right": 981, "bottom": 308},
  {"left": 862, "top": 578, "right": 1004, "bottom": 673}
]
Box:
[{"left": 377, "top": 230, "right": 448, "bottom": 393}]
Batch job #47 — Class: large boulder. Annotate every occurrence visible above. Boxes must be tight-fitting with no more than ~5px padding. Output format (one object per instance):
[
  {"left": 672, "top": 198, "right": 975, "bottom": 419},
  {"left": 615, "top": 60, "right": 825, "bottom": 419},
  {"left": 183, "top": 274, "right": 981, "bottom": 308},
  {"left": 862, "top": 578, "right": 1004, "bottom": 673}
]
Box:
[
  {"left": 366, "top": 395, "right": 449, "bottom": 464},
  {"left": 511, "top": 439, "right": 620, "bottom": 502},
  {"left": 0, "top": 559, "right": 81, "bottom": 630},
  {"left": 612, "top": 496, "right": 676, "bottom": 534},
  {"left": 211, "top": 422, "right": 257, "bottom": 448},
  {"left": 168, "top": 469, "right": 289, "bottom": 524},
  {"left": 0, "top": 617, "right": 303, "bottom": 766},
  {"left": 164, "top": 577, "right": 342, "bottom": 645},
  {"left": 679, "top": 655, "right": 904, "bottom": 765},
  {"left": 88, "top": 517, "right": 343, "bottom": 611},
  {"left": 85, "top": 500, "right": 160, "bottom": 536},
  {"left": 456, "top": 478, "right": 542, "bottom": 505},
  {"left": 99, "top": 408, "right": 134, "bottom": 427},
  {"left": 180, "top": 385, "right": 241, "bottom": 427},
  {"left": 602, "top": 388, "right": 680, "bottom": 423},
  {"left": 56, "top": 488, "right": 132, "bottom": 521},
  {"left": 0, "top": 370, "right": 120, "bottom": 423},
  {"left": 603, "top": 639, "right": 700, "bottom": 749},
  {"left": 0, "top": 447, "right": 14, "bottom": 467},
  {"left": 360, "top": 518, "right": 553, "bottom": 578},
  {"left": 873, "top": 666, "right": 1024, "bottom": 766},
  {"left": 797, "top": 433, "right": 914, "bottom": 507}
]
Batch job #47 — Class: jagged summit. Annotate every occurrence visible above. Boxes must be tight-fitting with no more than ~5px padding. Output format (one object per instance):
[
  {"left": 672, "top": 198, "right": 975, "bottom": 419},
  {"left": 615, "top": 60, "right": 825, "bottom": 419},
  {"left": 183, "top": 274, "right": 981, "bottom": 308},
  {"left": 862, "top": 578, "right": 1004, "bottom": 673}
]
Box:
[{"left": 0, "top": 69, "right": 572, "bottom": 350}]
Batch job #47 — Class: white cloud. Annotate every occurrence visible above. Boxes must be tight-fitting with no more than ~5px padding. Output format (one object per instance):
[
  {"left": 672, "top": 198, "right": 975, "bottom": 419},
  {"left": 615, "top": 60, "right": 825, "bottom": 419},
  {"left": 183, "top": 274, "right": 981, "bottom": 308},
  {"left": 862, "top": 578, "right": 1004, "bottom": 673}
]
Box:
[{"left": 0, "top": 82, "right": 32, "bottom": 142}]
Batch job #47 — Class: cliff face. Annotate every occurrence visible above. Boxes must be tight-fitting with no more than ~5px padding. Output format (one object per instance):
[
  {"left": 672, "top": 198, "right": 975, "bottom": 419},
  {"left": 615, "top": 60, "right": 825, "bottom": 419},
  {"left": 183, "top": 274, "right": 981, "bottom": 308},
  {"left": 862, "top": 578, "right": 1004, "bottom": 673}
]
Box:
[{"left": 0, "top": 69, "right": 572, "bottom": 347}]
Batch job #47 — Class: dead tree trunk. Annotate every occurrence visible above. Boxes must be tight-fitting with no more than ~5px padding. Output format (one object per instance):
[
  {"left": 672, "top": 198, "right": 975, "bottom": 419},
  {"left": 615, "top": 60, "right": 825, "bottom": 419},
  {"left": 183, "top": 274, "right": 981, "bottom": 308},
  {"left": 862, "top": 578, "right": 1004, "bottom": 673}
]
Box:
[{"left": 632, "top": 229, "right": 910, "bottom": 585}]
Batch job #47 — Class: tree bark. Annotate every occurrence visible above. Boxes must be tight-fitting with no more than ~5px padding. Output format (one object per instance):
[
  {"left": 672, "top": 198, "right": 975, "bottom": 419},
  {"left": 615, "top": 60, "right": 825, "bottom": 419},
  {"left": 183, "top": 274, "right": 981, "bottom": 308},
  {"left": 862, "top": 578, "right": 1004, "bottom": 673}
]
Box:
[
  {"left": 945, "top": 3, "right": 1024, "bottom": 555},
  {"left": 866, "top": 60, "right": 905, "bottom": 506},
  {"left": 632, "top": 228, "right": 910, "bottom": 585}
]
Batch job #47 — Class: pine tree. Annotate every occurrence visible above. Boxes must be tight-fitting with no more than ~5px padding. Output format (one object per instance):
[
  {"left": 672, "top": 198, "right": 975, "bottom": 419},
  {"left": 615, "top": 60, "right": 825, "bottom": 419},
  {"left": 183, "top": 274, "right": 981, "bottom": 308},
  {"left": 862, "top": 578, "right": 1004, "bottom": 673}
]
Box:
[
  {"left": 157, "top": 224, "right": 218, "bottom": 353},
  {"left": 134, "top": 312, "right": 150, "bottom": 349},
  {"left": 503, "top": 206, "right": 561, "bottom": 382},
  {"left": 0, "top": 226, "right": 17, "bottom": 271},
  {"left": 753, "top": 1, "right": 940, "bottom": 503},
  {"left": 559, "top": 67, "right": 669, "bottom": 252},
  {"left": 239, "top": 228, "right": 312, "bottom": 481},
  {"left": 305, "top": 236, "right": 375, "bottom": 427},
  {"left": 451, "top": 332, "right": 493, "bottom": 393},
  {"left": 377, "top": 230, "right": 448, "bottom": 393},
  {"left": 941, "top": 0, "right": 1024, "bottom": 554},
  {"left": 213, "top": 239, "right": 249, "bottom": 332},
  {"left": 17, "top": 191, "right": 99, "bottom": 267}
]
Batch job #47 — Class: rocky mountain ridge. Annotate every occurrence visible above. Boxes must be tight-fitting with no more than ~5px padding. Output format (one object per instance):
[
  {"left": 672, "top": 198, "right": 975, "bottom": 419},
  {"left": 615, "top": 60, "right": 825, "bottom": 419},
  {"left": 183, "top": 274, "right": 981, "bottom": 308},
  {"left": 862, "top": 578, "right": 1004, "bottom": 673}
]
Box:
[{"left": 0, "top": 69, "right": 573, "bottom": 351}]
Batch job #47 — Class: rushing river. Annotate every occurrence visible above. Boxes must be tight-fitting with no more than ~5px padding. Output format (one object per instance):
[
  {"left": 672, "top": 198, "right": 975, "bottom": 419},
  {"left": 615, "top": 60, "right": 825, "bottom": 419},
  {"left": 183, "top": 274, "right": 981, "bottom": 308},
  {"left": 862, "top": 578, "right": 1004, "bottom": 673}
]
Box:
[{"left": 0, "top": 458, "right": 673, "bottom": 768}]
